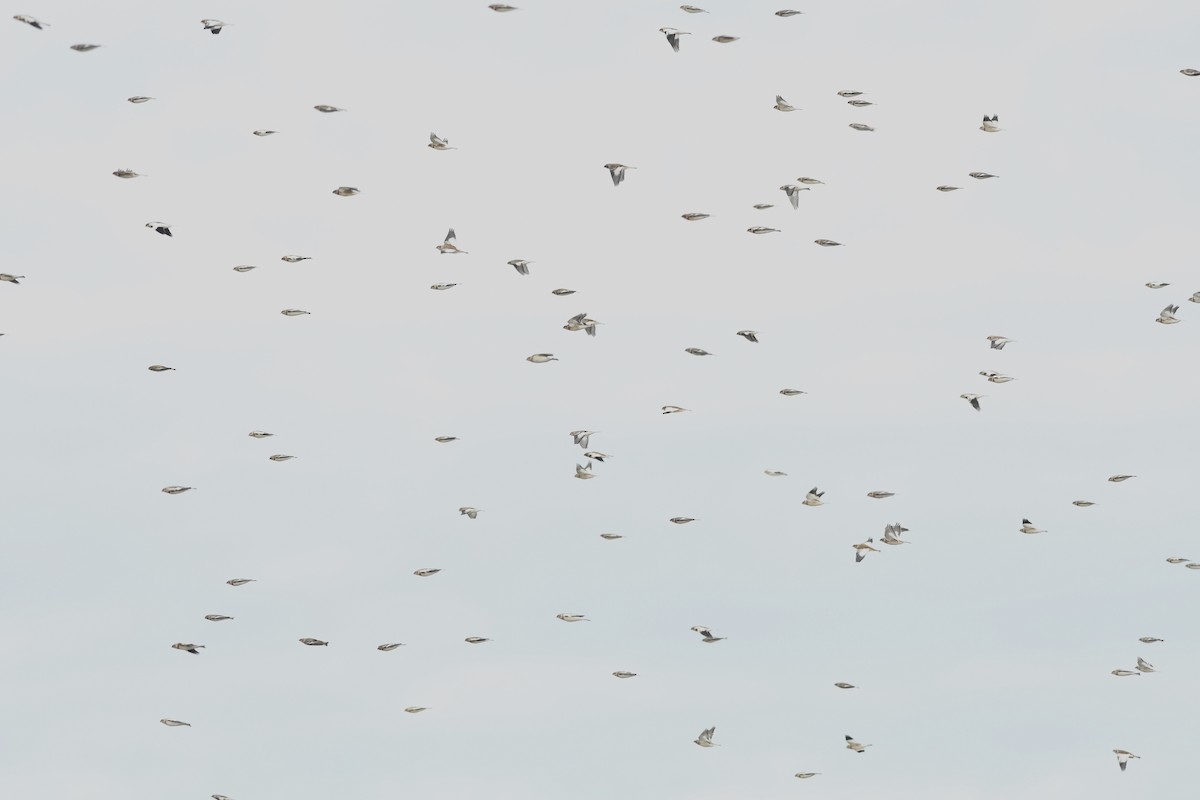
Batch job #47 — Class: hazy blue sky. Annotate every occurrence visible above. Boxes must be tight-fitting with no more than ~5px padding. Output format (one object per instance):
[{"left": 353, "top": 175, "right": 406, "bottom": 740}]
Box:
[{"left": 3, "top": 2, "right": 1199, "bottom": 798}]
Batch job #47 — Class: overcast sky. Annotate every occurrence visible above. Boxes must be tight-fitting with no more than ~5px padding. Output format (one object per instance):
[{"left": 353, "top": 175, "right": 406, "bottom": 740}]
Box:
[{"left": 3, "top": 2, "right": 1199, "bottom": 798}]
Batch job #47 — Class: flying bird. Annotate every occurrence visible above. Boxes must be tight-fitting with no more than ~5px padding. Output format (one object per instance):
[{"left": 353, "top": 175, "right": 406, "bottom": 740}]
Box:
[
  {"left": 128, "top": 96, "right": 154, "bottom": 104},
  {"left": 612, "top": 671, "right": 637, "bottom": 678},
  {"left": 145, "top": 222, "right": 172, "bottom": 236},
  {"left": 552, "top": 288, "right": 577, "bottom": 296},
  {"left": 690, "top": 625, "right": 725, "bottom": 643},
  {"left": 413, "top": 568, "right": 442, "bottom": 577},
  {"left": 299, "top": 638, "right": 328, "bottom": 646},
  {"left": 980, "top": 115, "right": 1001, "bottom": 132},
  {"left": 1019, "top": 518, "right": 1045, "bottom": 534},
  {"left": 574, "top": 462, "right": 596, "bottom": 480},
  {"left": 1113, "top": 750, "right": 1141, "bottom": 771},
  {"left": 736, "top": 330, "right": 759, "bottom": 342},
  {"left": 802, "top": 487, "right": 825, "bottom": 507},
  {"left": 570, "top": 431, "right": 597, "bottom": 448},
  {"left": 508, "top": 259, "right": 533, "bottom": 275},
  {"left": 980, "top": 371, "right": 1014, "bottom": 383},
  {"left": 226, "top": 578, "right": 255, "bottom": 586},
  {"left": 280, "top": 309, "right": 310, "bottom": 317},
  {"left": 1135, "top": 657, "right": 1156, "bottom": 673},
  {"left": 764, "top": 469, "right": 787, "bottom": 477},
  {"left": 148, "top": 365, "right": 175, "bottom": 372},
  {"left": 776, "top": 10, "right": 804, "bottom": 17},
  {"left": 1139, "top": 637, "right": 1164, "bottom": 643},
  {"left": 160, "top": 719, "right": 191, "bottom": 727},
  {"left": 437, "top": 228, "right": 467, "bottom": 254},
  {"left": 600, "top": 533, "right": 623, "bottom": 540},
  {"left": 780, "top": 184, "right": 809, "bottom": 208},
  {"left": 814, "top": 239, "right": 843, "bottom": 247},
  {"left": 459, "top": 507, "right": 481, "bottom": 519},
  {"left": 488, "top": 3, "right": 518, "bottom": 10},
  {"left": 747, "top": 226, "right": 780, "bottom": 234},
  {"left": 205, "top": 615, "right": 234, "bottom": 622},
  {"left": 281, "top": 255, "right": 311, "bottom": 262},
  {"left": 849, "top": 123, "right": 874, "bottom": 131},
  {"left": 564, "top": 312, "right": 599, "bottom": 336},
  {"left": 659, "top": 28, "right": 691, "bottom": 53},
  {"left": 162, "top": 486, "right": 194, "bottom": 494},
  {"left": 313, "top": 105, "right": 346, "bottom": 113},
  {"left": 201, "top": 19, "right": 227, "bottom": 34},
  {"left": 70, "top": 44, "right": 101, "bottom": 52},
  {"left": 987, "top": 336, "right": 1015, "bottom": 350},
  {"left": 774, "top": 95, "right": 798, "bottom": 112},
  {"left": 970, "top": 172, "right": 999, "bottom": 179},
  {"left": 694, "top": 727, "right": 719, "bottom": 747},
  {"left": 853, "top": 539, "right": 880, "bottom": 562},
  {"left": 662, "top": 405, "right": 688, "bottom": 414},
  {"left": 404, "top": 707, "right": 428, "bottom": 713},
  {"left": 428, "top": 132, "right": 456, "bottom": 150},
  {"left": 880, "top": 524, "right": 909, "bottom": 545},
  {"left": 684, "top": 347, "right": 713, "bottom": 356},
  {"left": 796, "top": 177, "right": 825, "bottom": 185},
  {"left": 671, "top": 517, "right": 696, "bottom": 524},
  {"left": 681, "top": 212, "right": 710, "bottom": 221},
  {"left": 112, "top": 169, "right": 143, "bottom": 178},
  {"left": 465, "top": 637, "right": 490, "bottom": 644},
  {"left": 1156, "top": 305, "right": 1180, "bottom": 324},
  {"left": 556, "top": 614, "right": 589, "bottom": 622},
  {"left": 377, "top": 643, "right": 405, "bottom": 651},
  {"left": 961, "top": 393, "right": 984, "bottom": 411},
  {"left": 431, "top": 283, "right": 456, "bottom": 290},
  {"left": 171, "top": 643, "right": 205, "bottom": 654},
  {"left": 332, "top": 186, "right": 360, "bottom": 196},
  {"left": 527, "top": 353, "right": 558, "bottom": 363},
  {"left": 834, "top": 682, "right": 857, "bottom": 689},
  {"left": 13, "top": 15, "right": 48, "bottom": 29},
  {"left": 848, "top": 99, "right": 874, "bottom": 107},
  {"left": 837, "top": 90, "right": 862, "bottom": 97},
  {"left": 1108, "top": 475, "right": 1136, "bottom": 482},
  {"left": 1146, "top": 282, "right": 1170, "bottom": 289},
  {"left": 252, "top": 130, "right": 276, "bottom": 136},
  {"left": 712, "top": 35, "right": 740, "bottom": 43},
  {"left": 794, "top": 773, "right": 820, "bottom": 779},
  {"left": 248, "top": 431, "right": 274, "bottom": 438},
  {"left": 233, "top": 265, "right": 257, "bottom": 272},
  {"left": 1073, "top": 501, "right": 1096, "bottom": 507},
  {"left": 936, "top": 186, "right": 960, "bottom": 192},
  {"left": 845, "top": 735, "right": 872, "bottom": 753},
  {"left": 434, "top": 435, "right": 458, "bottom": 443},
  {"left": 680, "top": 4, "right": 708, "bottom": 11},
  {"left": 1182, "top": 68, "right": 1200, "bottom": 76},
  {"left": 604, "top": 163, "right": 635, "bottom": 186},
  {"left": 780, "top": 389, "right": 806, "bottom": 396},
  {"left": 867, "top": 491, "right": 895, "bottom": 499}
]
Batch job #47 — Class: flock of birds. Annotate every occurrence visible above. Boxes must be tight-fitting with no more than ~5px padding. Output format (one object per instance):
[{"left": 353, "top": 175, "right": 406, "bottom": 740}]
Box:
[{"left": 8, "top": 3, "right": 1200, "bottom": 793}]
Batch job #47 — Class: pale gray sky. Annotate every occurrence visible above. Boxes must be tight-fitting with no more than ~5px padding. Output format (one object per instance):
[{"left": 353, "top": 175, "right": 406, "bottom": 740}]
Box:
[{"left": 3, "top": 1, "right": 1199, "bottom": 798}]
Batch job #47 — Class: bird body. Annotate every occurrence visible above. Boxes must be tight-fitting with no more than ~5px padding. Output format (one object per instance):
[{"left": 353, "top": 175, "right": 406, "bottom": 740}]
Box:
[
  {"left": 171, "top": 643, "right": 205, "bottom": 654},
  {"left": 459, "top": 507, "right": 481, "bottom": 519},
  {"left": 980, "top": 114, "right": 1001, "bottom": 132},
  {"left": 378, "top": 643, "right": 405, "bottom": 651},
  {"left": 1019, "top": 518, "right": 1045, "bottom": 534},
  {"left": 961, "top": 393, "right": 984, "bottom": 411},
  {"left": 604, "top": 163, "right": 635, "bottom": 185},
  {"left": 803, "top": 487, "right": 825, "bottom": 506},
  {"left": 205, "top": 614, "right": 234, "bottom": 621},
  {"left": 556, "top": 613, "right": 589, "bottom": 622},
  {"left": 694, "top": 726, "right": 719, "bottom": 747},
  {"left": 162, "top": 485, "right": 194, "bottom": 494},
  {"left": 527, "top": 353, "right": 558, "bottom": 363},
  {"left": 1114, "top": 750, "right": 1141, "bottom": 771},
  {"left": 845, "top": 735, "right": 872, "bottom": 753},
  {"left": 437, "top": 228, "right": 467, "bottom": 254},
  {"left": 660, "top": 28, "right": 691, "bottom": 53},
  {"left": 299, "top": 638, "right": 328, "bottom": 646},
  {"left": 201, "top": 19, "right": 227, "bottom": 34},
  {"left": 774, "top": 95, "right": 798, "bottom": 112},
  {"left": 429, "top": 132, "right": 456, "bottom": 150}
]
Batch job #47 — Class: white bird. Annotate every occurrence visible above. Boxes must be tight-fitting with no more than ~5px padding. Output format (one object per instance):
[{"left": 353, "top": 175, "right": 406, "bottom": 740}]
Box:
[
  {"left": 849, "top": 122, "right": 875, "bottom": 132},
  {"left": 1157, "top": 304, "right": 1181, "bottom": 324},
  {"left": 780, "top": 184, "right": 809, "bottom": 208},
  {"left": 128, "top": 96, "right": 154, "bottom": 104},
  {"left": 671, "top": 517, "right": 696, "bottom": 524},
  {"left": 570, "top": 431, "right": 597, "bottom": 448},
  {"left": 508, "top": 259, "right": 534, "bottom": 275},
  {"left": 583, "top": 451, "right": 611, "bottom": 462},
  {"left": 661, "top": 405, "right": 688, "bottom": 414},
  {"left": 205, "top": 614, "right": 234, "bottom": 622},
  {"left": 681, "top": 212, "right": 710, "bottom": 221},
  {"left": 980, "top": 371, "right": 1014, "bottom": 383},
  {"left": 797, "top": 177, "right": 825, "bottom": 185},
  {"left": 488, "top": 3, "right": 518, "bottom": 10},
  {"left": 201, "top": 19, "right": 227, "bottom": 34},
  {"left": 834, "top": 682, "right": 857, "bottom": 689},
  {"left": 556, "top": 614, "right": 589, "bottom": 622},
  {"left": 527, "top": 353, "right": 558, "bottom": 363},
  {"left": 248, "top": 431, "right": 274, "bottom": 438},
  {"left": 377, "top": 643, "right": 405, "bottom": 651},
  {"left": 437, "top": 228, "right": 468, "bottom": 254},
  {"left": 1135, "top": 657, "right": 1156, "bottom": 673},
  {"left": 160, "top": 719, "right": 191, "bottom": 727},
  {"left": 252, "top": 130, "right": 276, "bottom": 137},
  {"left": 1189, "top": 292, "right": 1200, "bottom": 303},
  {"left": 162, "top": 486, "right": 194, "bottom": 494},
  {"left": 712, "top": 35, "right": 739, "bottom": 43},
  {"left": 404, "top": 706, "right": 428, "bottom": 713},
  {"left": 780, "top": 389, "right": 806, "bottom": 396},
  {"left": 171, "top": 643, "right": 205, "bottom": 654},
  {"left": 564, "top": 312, "right": 599, "bottom": 336},
  {"left": 803, "top": 487, "right": 825, "bottom": 506},
  {"left": 1019, "top": 518, "right": 1045, "bottom": 534},
  {"left": 431, "top": 283, "right": 456, "bottom": 290},
  {"left": 690, "top": 625, "right": 725, "bottom": 643},
  {"left": 145, "top": 222, "right": 172, "bottom": 236},
  {"left": 794, "top": 773, "right": 820, "bottom": 779},
  {"left": 936, "top": 185, "right": 961, "bottom": 192},
  {"left": 1182, "top": 68, "right": 1200, "bottom": 76},
  {"left": 961, "top": 393, "right": 984, "bottom": 411},
  {"left": 845, "top": 735, "right": 872, "bottom": 753},
  {"left": 612, "top": 671, "right": 637, "bottom": 678},
  {"left": 814, "top": 239, "right": 843, "bottom": 247},
  {"left": 694, "top": 726, "right": 719, "bottom": 747},
  {"left": 752, "top": 203, "right": 774, "bottom": 210},
  {"left": 413, "top": 568, "right": 442, "bottom": 577},
  {"left": 764, "top": 469, "right": 788, "bottom": 477},
  {"left": 685, "top": 347, "right": 712, "bottom": 356},
  {"left": 0, "top": 274, "right": 24, "bottom": 285},
  {"left": 575, "top": 462, "right": 596, "bottom": 480},
  {"left": 680, "top": 4, "right": 708, "bottom": 11},
  {"left": 867, "top": 491, "right": 895, "bottom": 499},
  {"left": 1146, "top": 282, "right": 1170, "bottom": 289},
  {"left": 987, "top": 335, "right": 1015, "bottom": 350},
  {"left": 13, "top": 15, "right": 48, "bottom": 29},
  {"left": 298, "top": 638, "right": 328, "bottom": 646},
  {"left": 736, "top": 330, "right": 759, "bottom": 342},
  {"left": 848, "top": 99, "right": 874, "bottom": 107},
  {"left": 434, "top": 435, "right": 458, "bottom": 443},
  {"left": 148, "top": 365, "right": 175, "bottom": 372},
  {"left": 1113, "top": 750, "right": 1141, "bottom": 771},
  {"left": 660, "top": 27, "right": 691, "bottom": 53},
  {"left": 774, "top": 95, "right": 798, "bottom": 112},
  {"left": 776, "top": 10, "right": 804, "bottom": 17},
  {"left": 748, "top": 226, "right": 780, "bottom": 234},
  {"left": 1073, "top": 501, "right": 1096, "bottom": 507},
  {"left": 1166, "top": 557, "right": 1190, "bottom": 564},
  {"left": 465, "top": 637, "right": 490, "bottom": 644},
  {"left": 281, "top": 255, "right": 311, "bottom": 263},
  {"left": 552, "top": 288, "right": 577, "bottom": 296},
  {"left": 604, "top": 163, "right": 635, "bottom": 186},
  {"left": 1108, "top": 475, "right": 1136, "bottom": 482},
  {"left": 70, "top": 44, "right": 101, "bottom": 52},
  {"left": 332, "top": 186, "right": 360, "bottom": 197},
  {"left": 313, "top": 105, "right": 346, "bottom": 113},
  {"left": 113, "top": 169, "right": 143, "bottom": 178},
  {"left": 853, "top": 539, "right": 880, "bottom": 562},
  {"left": 428, "top": 132, "right": 456, "bottom": 150},
  {"left": 280, "top": 309, "right": 310, "bottom": 317},
  {"left": 980, "top": 114, "right": 1001, "bottom": 132},
  {"left": 837, "top": 90, "right": 862, "bottom": 97},
  {"left": 226, "top": 578, "right": 256, "bottom": 586},
  {"left": 880, "top": 524, "right": 909, "bottom": 545},
  {"left": 600, "top": 533, "right": 623, "bottom": 540},
  {"left": 970, "top": 172, "right": 999, "bottom": 179},
  {"left": 459, "top": 507, "right": 481, "bottom": 519}
]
